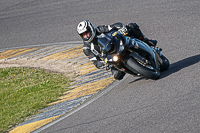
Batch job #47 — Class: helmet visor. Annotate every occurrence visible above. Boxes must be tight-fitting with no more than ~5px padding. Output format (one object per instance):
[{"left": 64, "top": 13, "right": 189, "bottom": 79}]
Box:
[{"left": 80, "top": 30, "right": 92, "bottom": 41}]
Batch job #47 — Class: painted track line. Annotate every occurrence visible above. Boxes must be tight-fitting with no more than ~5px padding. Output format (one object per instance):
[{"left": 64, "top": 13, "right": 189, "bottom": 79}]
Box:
[
  {"left": 33, "top": 75, "right": 128, "bottom": 133},
  {"left": 0, "top": 41, "right": 83, "bottom": 52},
  {"left": 1, "top": 41, "right": 116, "bottom": 133}
]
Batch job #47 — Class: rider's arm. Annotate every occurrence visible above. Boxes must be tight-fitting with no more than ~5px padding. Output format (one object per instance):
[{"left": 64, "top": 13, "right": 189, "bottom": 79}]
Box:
[
  {"left": 110, "top": 22, "right": 125, "bottom": 30},
  {"left": 83, "top": 43, "right": 105, "bottom": 69},
  {"left": 96, "top": 22, "right": 125, "bottom": 35}
]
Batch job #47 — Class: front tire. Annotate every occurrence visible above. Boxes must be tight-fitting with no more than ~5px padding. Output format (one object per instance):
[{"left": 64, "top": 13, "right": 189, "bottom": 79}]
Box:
[
  {"left": 126, "top": 57, "right": 160, "bottom": 80},
  {"left": 160, "top": 55, "right": 170, "bottom": 71}
]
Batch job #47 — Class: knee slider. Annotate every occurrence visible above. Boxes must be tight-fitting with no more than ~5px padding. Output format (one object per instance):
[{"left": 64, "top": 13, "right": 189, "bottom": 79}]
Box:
[{"left": 113, "top": 71, "right": 126, "bottom": 80}]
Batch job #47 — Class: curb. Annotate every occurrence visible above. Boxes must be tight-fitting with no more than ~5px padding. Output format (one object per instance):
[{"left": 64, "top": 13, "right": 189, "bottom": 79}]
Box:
[{"left": 0, "top": 42, "right": 115, "bottom": 133}]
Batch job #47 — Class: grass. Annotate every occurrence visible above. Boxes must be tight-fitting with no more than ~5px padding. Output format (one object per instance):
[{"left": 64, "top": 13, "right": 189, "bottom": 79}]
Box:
[{"left": 0, "top": 67, "right": 71, "bottom": 133}]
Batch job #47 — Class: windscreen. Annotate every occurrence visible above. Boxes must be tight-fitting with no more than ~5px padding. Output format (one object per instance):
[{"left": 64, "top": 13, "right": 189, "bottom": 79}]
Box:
[{"left": 97, "top": 33, "right": 113, "bottom": 52}]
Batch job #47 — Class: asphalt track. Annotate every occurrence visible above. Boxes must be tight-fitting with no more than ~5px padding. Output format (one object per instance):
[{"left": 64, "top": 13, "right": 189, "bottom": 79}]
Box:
[{"left": 0, "top": 0, "right": 200, "bottom": 133}]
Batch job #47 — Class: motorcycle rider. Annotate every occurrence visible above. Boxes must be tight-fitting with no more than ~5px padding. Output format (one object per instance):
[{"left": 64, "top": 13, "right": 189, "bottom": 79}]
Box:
[{"left": 77, "top": 20, "right": 157, "bottom": 80}]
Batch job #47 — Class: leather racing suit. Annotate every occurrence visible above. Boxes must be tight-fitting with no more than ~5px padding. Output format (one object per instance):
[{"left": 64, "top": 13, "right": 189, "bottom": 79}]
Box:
[{"left": 82, "top": 22, "right": 154, "bottom": 80}]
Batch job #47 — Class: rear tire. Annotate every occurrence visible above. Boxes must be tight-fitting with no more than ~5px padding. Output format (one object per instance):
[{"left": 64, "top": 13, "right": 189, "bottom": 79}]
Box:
[{"left": 126, "top": 57, "right": 160, "bottom": 80}]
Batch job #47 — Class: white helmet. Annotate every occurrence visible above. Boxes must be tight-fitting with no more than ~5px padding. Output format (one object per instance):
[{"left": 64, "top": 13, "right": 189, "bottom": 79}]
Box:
[{"left": 77, "top": 20, "right": 96, "bottom": 42}]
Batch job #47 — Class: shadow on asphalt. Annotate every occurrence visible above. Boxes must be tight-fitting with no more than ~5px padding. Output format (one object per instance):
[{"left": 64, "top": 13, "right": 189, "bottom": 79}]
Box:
[
  {"left": 160, "top": 54, "right": 200, "bottom": 79},
  {"left": 39, "top": 55, "right": 200, "bottom": 132},
  {"left": 129, "top": 54, "right": 200, "bottom": 83}
]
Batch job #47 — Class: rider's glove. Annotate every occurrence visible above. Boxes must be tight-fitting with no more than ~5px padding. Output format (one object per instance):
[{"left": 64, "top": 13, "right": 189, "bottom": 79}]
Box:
[
  {"left": 95, "top": 61, "right": 106, "bottom": 69},
  {"left": 118, "top": 26, "right": 128, "bottom": 36}
]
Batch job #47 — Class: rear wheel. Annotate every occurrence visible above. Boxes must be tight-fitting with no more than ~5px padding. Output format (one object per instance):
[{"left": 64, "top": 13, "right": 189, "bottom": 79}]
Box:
[{"left": 126, "top": 57, "right": 160, "bottom": 80}]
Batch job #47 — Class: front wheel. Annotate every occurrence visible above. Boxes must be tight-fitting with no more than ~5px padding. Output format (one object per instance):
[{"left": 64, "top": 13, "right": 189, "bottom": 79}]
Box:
[
  {"left": 160, "top": 55, "right": 170, "bottom": 71},
  {"left": 126, "top": 57, "right": 160, "bottom": 80}
]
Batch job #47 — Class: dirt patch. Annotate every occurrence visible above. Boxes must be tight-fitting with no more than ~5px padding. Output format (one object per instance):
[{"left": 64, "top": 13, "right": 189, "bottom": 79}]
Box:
[{"left": 0, "top": 59, "right": 79, "bottom": 79}]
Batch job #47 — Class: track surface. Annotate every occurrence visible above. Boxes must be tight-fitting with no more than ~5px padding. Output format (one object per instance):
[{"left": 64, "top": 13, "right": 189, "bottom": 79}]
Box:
[{"left": 1, "top": 0, "right": 200, "bottom": 132}]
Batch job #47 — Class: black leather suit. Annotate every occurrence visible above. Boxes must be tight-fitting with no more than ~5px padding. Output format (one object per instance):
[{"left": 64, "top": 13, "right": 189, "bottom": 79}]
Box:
[{"left": 82, "top": 22, "right": 148, "bottom": 80}]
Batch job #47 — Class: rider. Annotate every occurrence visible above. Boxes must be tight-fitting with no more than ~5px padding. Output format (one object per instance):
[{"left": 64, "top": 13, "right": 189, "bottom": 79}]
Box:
[{"left": 77, "top": 20, "right": 157, "bottom": 80}]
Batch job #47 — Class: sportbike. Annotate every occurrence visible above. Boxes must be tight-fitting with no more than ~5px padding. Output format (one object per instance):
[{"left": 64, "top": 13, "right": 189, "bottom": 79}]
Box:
[{"left": 98, "top": 31, "right": 170, "bottom": 80}]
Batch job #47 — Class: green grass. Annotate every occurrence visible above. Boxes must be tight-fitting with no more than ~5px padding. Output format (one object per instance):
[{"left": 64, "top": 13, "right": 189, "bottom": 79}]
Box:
[{"left": 0, "top": 67, "right": 71, "bottom": 133}]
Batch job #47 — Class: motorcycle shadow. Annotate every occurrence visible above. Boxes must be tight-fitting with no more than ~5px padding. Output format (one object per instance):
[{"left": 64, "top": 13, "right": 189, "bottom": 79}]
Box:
[
  {"left": 129, "top": 54, "right": 200, "bottom": 83},
  {"left": 161, "top": 54, "right": 200, "bottom": 79}
]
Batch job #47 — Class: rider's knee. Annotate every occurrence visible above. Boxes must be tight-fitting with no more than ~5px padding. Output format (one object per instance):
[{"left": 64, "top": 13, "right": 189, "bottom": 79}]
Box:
[{"left": 111, "top": 67, "right": 126, "bottom": 80}]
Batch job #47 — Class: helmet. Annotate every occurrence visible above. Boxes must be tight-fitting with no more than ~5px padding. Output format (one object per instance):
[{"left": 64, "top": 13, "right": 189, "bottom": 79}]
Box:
[{"left": 77, "top": 20, "right": 96, "bottom": 42}]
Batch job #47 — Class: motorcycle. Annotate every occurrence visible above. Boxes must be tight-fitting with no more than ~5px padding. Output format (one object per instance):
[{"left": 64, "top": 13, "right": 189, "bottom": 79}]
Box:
[{"left": 97, "top": 31, "right": 170, "bottom": 80}]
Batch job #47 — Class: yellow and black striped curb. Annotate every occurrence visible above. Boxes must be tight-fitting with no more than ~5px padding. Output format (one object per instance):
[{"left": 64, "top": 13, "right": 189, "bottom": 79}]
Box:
[{"left": 0, "top": 42, "right": 115, "bottom": 133}]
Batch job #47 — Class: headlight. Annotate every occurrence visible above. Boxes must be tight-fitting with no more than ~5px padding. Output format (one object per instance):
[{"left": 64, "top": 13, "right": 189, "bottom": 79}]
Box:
[{"left": 113, "top": 56, "right": 119, "bottom": 62}]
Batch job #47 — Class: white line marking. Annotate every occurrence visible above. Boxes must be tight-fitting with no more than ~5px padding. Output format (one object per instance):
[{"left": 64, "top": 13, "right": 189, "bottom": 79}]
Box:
[
  {"left": 32, "top": 75, "right": 129, "bottom": 133},
  {"left": 0, "top": 41, "right": 83, "bottom": 52}
]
